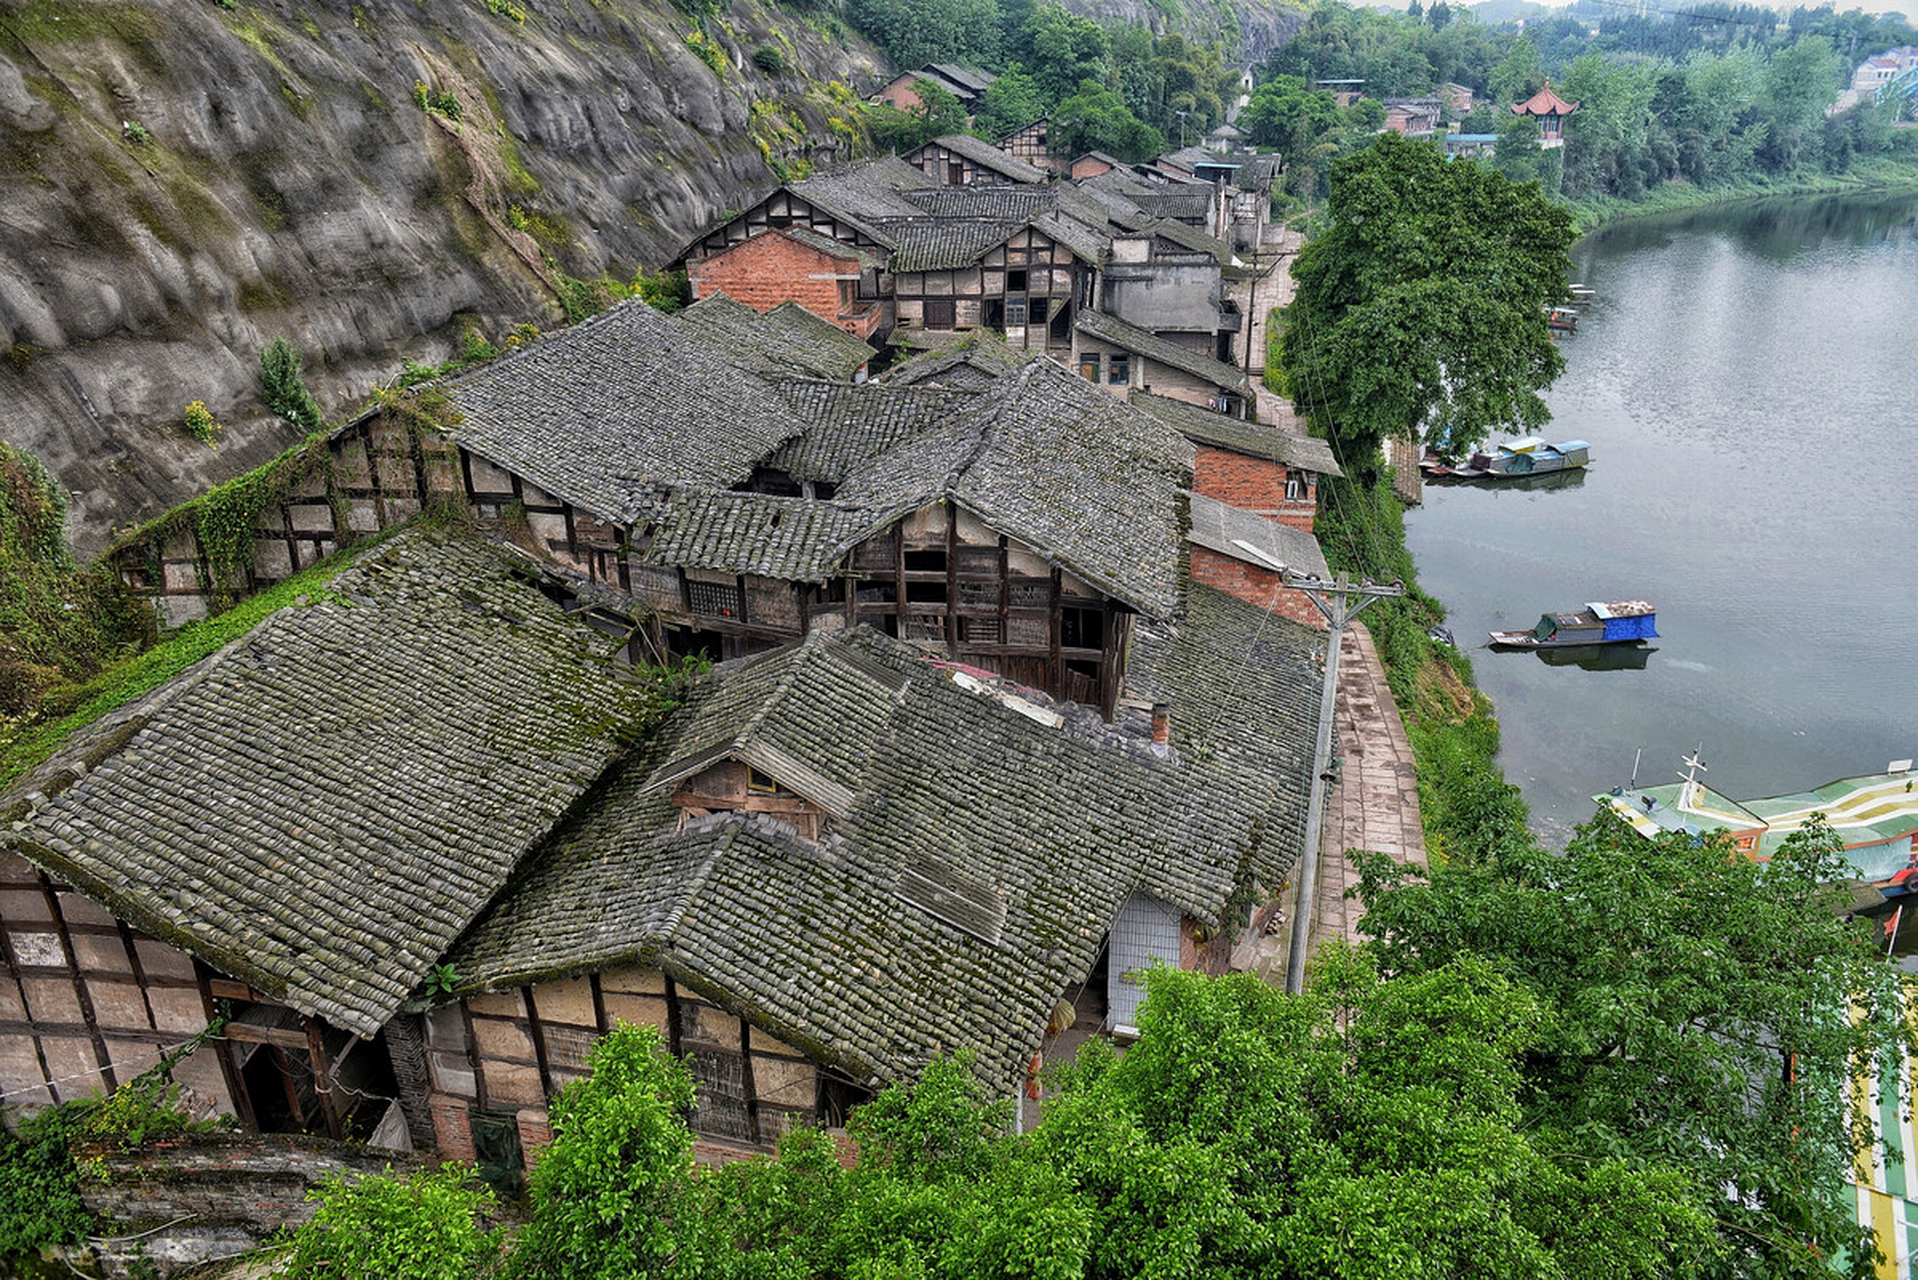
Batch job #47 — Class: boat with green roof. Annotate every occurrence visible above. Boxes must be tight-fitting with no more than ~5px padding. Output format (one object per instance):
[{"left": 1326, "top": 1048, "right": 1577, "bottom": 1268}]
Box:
[{"left": 1596, "top": 755, "right": 1918, "bottom": 888}]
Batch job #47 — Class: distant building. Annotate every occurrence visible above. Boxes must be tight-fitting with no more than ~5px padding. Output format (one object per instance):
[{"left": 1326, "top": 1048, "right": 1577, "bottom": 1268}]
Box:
[
  {"left": 1852, "top": 47, "right": 1918, "bottom": 93},
  {"left": 1511, "top": 82, "right": 1579, "bottom": 148},
  {"left": 1382, "top": 98, "right": 1442, "bottom": 138},
  {"left": 871, "top": 64, "right": 997, "bottom": 115}
]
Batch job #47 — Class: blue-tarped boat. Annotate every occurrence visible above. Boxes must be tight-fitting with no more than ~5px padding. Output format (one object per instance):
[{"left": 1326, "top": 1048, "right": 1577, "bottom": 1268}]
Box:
[{"left": 1489, "top": 600, "right": 1658, "bottom": 649}]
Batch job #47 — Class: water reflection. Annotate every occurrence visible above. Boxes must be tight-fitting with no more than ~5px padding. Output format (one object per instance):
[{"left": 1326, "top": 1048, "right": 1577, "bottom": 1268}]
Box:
[
  {"left": 1529, "top": 643, "right": 1656, "bottom": 672},
  {"left": 1423, "top": 467, "right": 1588, "bottom": 494},
  {"left": 1576, "top": 190, "right": 1918, "bottom": 267},
  {"left": 1406, "top": 188, "right": 1918, "bottom": 844}
]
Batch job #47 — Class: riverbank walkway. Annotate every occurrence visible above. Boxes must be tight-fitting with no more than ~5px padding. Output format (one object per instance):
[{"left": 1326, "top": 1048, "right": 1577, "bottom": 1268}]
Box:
[{"left": 1299, "top": 625, "right": 1427, "bottom": 971}]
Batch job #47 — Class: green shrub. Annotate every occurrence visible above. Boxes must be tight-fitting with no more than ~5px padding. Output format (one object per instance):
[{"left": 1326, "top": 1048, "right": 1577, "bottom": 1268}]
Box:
[
  {"left": 684, "top": 28, "right": 728, "bottom": 74},
  {"left": 182, "top": 399, "right": 220, "bottom": 447},
  {"left": 280, "top": 1163, "right": 504, "bottom": 1280},
  {"left": 751, "top": 43, "right": 785, "bottom": 74},
  {"left": 634, "top": 268, "right": 690, "bottom": 314},
  {"left": 0, "top": 1107, "right": 92, "bottom": 1265},
  {"left": 483, "top": 0, "right": 527, "bottom": 22},
  {"left": 259, "top": 338, "right": 324, "bottom": 433}
]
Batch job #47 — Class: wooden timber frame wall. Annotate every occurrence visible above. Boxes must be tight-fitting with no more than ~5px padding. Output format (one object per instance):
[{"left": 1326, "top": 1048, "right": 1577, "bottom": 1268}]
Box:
[
  {"left": 110, "top": 411, "right": 634, "bottom": 630},
  {"left": 687, "top": 190, "right": 892, "bottom": 284},
  {"left": 423, "top": 964, "right": 865, "bottom": 1167},
  {"left": 0, "top": 847, "right": 418, "bottom": 1144},
  {"left": 112, "top": 412, "right": 1135, "bottom": 717},
  {"left": 843, "top": 501, "right": 1129, "bottom": 716},
  {"left": 892, "top": 227, "right": 1086, "bottom": 354}
]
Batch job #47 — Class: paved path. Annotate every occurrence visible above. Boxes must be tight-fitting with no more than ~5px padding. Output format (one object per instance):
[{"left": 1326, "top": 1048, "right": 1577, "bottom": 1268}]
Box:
[{"left": 1308, "top": 624, "right": 1427, "bottom": 959}]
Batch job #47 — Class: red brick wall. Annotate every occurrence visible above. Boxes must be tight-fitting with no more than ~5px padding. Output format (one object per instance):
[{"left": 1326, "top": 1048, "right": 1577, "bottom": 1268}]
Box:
[
  {"left": 689, "top": 232, "right": 879, "bottom": 339},
  {"left": 1192, "top": 444, "right": 1317, "bottom": 532},
  {"left": 1189, "top": 546, "right": 1326, "bottom": 629}
]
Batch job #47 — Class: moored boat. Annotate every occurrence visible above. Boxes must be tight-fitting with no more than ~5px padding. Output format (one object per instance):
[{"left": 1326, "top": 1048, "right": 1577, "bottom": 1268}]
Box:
[
  {"left": 1546, "top": 306, "right": 1580, "bottom": 332},
  {"left": 1422, "top": 436, "right": 1590, "bottom": 479},
  {"left": 1489, "top": 600, "right": 1658, "bottom": 649}
]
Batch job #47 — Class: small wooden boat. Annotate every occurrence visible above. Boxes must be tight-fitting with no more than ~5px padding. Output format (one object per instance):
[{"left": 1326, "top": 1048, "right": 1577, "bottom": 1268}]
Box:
[
  {"left": 1422, "top": 437, "right": 1589, "bottom": 479},
  {"left": 1490, "top": 600, "right": 1658, "bottom": 649},
  {"left": 1568, "top": 284, "right": 1596, "bottom": 302},
  {"left": 1546, "top": 306, "right": 1580, "bottom": 332}
]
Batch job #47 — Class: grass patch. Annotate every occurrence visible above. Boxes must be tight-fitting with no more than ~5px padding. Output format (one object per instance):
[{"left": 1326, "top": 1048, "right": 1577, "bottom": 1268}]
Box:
[
  {"left": 1564, "top": 154, "right": 1918, "bottom": 233},
  {"left": 0, "top": 536, "right": 387, "bottom": 792},
  {"left": 1315, "top": 465, "right": 1535, "bottom": 865}
]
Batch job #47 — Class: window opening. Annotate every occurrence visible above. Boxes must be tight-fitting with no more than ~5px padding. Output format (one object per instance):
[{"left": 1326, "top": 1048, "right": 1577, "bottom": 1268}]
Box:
[{"left": 1107, "top": 355, "right": 1130, "bottom": 386}]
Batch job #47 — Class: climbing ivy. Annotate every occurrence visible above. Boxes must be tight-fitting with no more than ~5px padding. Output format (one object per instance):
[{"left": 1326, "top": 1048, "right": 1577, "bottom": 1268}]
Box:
[{"left": 0, "top": 443, "right": 153, "bottom": 720}]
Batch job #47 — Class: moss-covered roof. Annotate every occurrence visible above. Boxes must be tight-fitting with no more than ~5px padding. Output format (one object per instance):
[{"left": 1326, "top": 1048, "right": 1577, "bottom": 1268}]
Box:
[
  {"left": 3, "top": 530, "right": 665, "bottom": 1037},
  {"left": 451, "top": 604, "right": 1324, "bottom": 1095}
]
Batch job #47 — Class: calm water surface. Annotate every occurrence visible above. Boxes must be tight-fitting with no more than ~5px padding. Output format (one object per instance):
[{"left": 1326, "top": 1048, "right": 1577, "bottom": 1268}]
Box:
[{"left": 1404, "top": 191, "right": 1918, "bottom": 845}]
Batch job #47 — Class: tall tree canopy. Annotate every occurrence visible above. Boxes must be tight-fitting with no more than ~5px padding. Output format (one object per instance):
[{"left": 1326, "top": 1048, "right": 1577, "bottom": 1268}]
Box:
[
  {"left": 1278, "top": 132, "right": 1576, "bottom": 472},
  {"left": 1356, "top": 811, "right": 1912, "bottom": 1278}
]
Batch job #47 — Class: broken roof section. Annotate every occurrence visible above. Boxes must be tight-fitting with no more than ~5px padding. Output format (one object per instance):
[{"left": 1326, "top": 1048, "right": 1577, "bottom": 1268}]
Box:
[
  {"left": 1186, "top": 491, "right": 1331, "bottom": 580},
  {"left": 451, "top": 599, "right": 1324, "bottom": 1095},
  {"left": 637, "top": 359, "right": 1193, "bottom": 618},
  {"left": 677, "top": 295, "right": 874, "bottom": 384},
  {"left": 2, "top": 530, "right": 665, "bottom": 1037},
  {"left": 1076, "top": 309, "right": 1253, "bottom": 395},
  {"left": 1128, "top": 391, "right": 1343, "bottom": 475},
  {"left": 446, "top": 299, "right": 801, "bottom": 522}
]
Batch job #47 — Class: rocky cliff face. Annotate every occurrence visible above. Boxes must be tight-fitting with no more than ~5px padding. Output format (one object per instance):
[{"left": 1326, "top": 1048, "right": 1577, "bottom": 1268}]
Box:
[{"left": 0, "top": 0, "right": 882, "bottom": 550}]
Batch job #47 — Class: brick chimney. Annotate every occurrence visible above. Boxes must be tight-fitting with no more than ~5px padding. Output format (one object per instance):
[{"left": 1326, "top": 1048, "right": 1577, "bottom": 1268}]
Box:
[{"left": 1150, "top": 703, "right": 1172, "bottom": 757}]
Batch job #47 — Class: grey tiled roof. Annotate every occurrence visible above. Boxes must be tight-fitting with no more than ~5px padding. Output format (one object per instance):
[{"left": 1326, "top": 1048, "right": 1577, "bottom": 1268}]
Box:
[
  {"left": 769, "top": 381, "right": 971, "bottom": 482},
  {"left": 644, "top": 493, "right": 880, "bottom": 582},
  {"left": 1076, "top": 309, "right": 1253, "bottom": 395},
  {"left": 446, "top": 300, "right": 801, "bottom": 522},
  {"left": 915, "top": 133, "right": 1047, "bottom": 183},
  {"left": 834, "top": 361, "right": 1194, "bottom": 617},
  {"left": 878, "top": 218, "right": 1031, "bottom": 271},
  {"left": 876, "top": 334, "right": 1039, "bottom": 388},
  {"left": 2, "top": 531, "right": 663, "bottom": 1037},
  {"left": 924, "top": 67, "right": 995, "bottom": 96},
  {"left": 677, "top": 294, "right": 872, "bottom": 383},
  {"left": 901, "top": 186, "right": 1052, "bottom": 222},
  {"left": 1127, "top": 392, "right": 1343, "bottom": 476},
  {"left": 451, "top": 615, "right": 1324, "bottom": 1096},
  {"left": 1185, "top": 491, "right": 1331, "bottom": 580},
  {"left": 1146, "top": 217, "right": 1232, "bottom": 263},
  {"left": 787, "top": 159, "right": 939, "bottom": 239},
  {"left": 763, "top": 303, "right": 875, "bottom": 372}
]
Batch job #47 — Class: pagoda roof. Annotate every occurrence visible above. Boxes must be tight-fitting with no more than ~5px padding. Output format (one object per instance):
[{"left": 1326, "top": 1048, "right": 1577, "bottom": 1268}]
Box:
[{"left": 1512, "top": 83, "right": 1579, "bottom": 116}]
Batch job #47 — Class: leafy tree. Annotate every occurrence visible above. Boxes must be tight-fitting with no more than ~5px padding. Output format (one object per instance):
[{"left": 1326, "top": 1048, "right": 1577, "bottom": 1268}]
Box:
[
  {"left": 1346, "top": 95, "right": 1386, "bottom": 131},
  {"left": 1279, "top": 132, "right": 1576, "bottom": 473},
  {"left": 1356, "top": 811, "right": 1914, "bottom": 1277},
  {"left": 1494, "top": 110, "right": 1548, "bottom": 186},
  {"left": 864, "top": 78, "right": 969, "bottom": 153},
  {"left": 1489, "top": 33, "right": 1544, "bottom": 107},
  {"left": 505, "top": 1022, "right": 705, "bottom": 1278},
  {"left": 279, "top": 1163, "right": 503, "bottom": 1280},
  {"left": 849, "top": 0, "right": 1002, "bottom": 71},
  {"left": 972, "top": 68, "right": 1046, "bottom": 139},
  {"left": 1759, "top": 35, "right": 1840, "bottom": 172},
  {"left": 1051, "top": 79, "right": 1164, "bottom": 162},
  {"left": 260, "top": 336, "right": 324, "bottom": 434},
  {"left": 1017, "top": 3, "right": 1110, "bottom": 106},
  {"left": 1427, "top": 0, "right": 1453, "bottom": 31}
]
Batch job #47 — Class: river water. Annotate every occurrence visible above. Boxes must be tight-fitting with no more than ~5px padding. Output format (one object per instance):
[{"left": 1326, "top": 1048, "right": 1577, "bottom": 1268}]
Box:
[{"left": 1404, "top": 190, "right": 1918, "bottom": 846}]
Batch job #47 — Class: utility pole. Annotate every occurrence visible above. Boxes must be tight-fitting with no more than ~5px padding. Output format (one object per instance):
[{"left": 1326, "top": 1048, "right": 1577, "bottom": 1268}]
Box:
[{"left": 1282, "top": 570, "right": 1405, "bottom": 995}]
